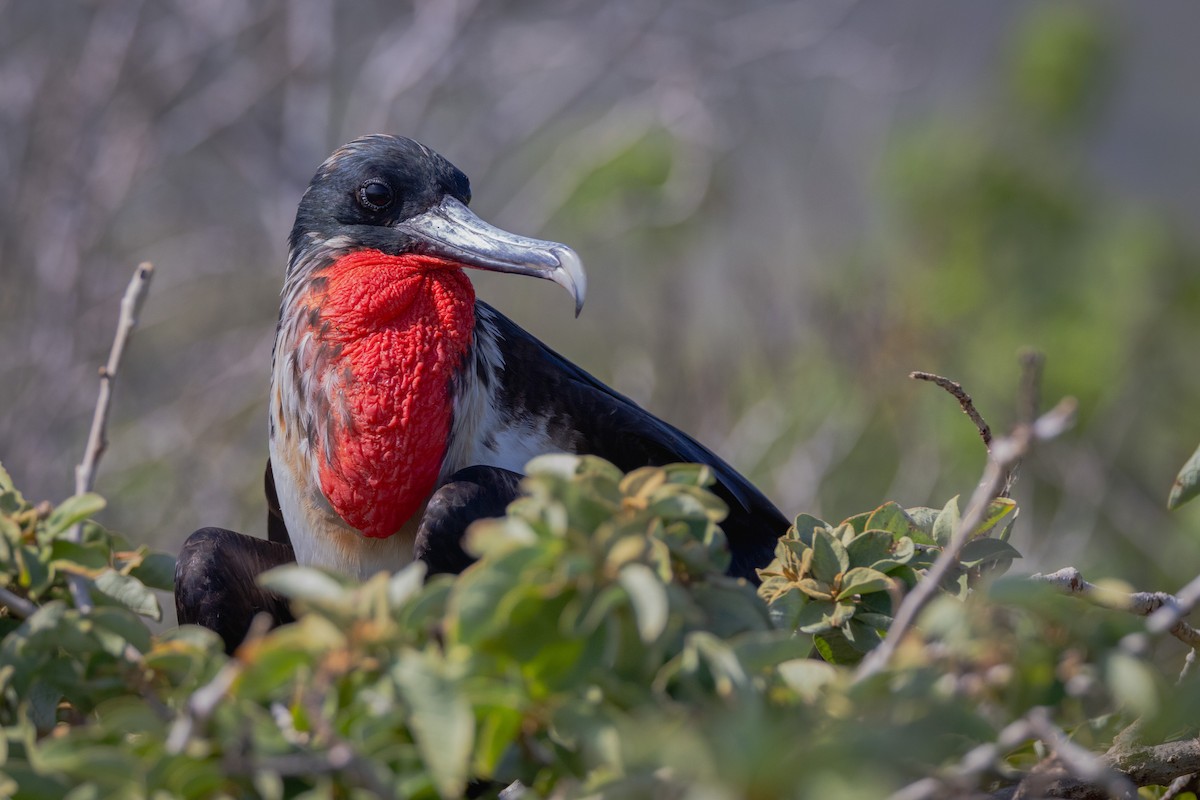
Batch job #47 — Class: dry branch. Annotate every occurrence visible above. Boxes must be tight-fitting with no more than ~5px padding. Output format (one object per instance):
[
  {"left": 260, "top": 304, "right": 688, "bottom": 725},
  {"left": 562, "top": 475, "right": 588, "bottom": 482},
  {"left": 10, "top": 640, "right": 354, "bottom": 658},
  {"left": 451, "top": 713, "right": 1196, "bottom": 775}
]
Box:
[
  {"left": 67, "top": 262, "right": 154, "bottom": 611},
  {"left": 0, "top": 586, "right": 36, "bottom": 619},
  {"left": 911, "top": 371, "right": 993, "bottom": 449},
  {"left": 1030, "top": 567, "right": 1200, "bottom": 650}
]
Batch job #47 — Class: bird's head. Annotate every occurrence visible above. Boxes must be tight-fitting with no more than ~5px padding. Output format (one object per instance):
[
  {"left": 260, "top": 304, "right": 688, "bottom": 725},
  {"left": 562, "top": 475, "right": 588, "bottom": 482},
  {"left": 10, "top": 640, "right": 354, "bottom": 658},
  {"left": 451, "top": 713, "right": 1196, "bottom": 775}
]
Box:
[{"left": 286, "top": 135, "right": 586, "bottom": 315}]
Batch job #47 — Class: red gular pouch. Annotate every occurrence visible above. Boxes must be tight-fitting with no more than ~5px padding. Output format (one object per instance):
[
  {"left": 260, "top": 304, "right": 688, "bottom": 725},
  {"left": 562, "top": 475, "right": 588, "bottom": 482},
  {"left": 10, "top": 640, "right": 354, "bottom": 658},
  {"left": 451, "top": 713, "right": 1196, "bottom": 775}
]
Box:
[{"left": 306, "top": 249, "right": 476, "bottom": 539}]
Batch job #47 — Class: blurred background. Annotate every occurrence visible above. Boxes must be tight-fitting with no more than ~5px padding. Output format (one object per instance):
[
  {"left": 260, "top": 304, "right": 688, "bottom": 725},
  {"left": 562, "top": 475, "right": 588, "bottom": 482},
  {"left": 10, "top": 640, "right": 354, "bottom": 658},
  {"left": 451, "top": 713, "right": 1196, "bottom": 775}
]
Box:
[{"left": 3, "top": 0, "right": 1200, "bottom": 607}]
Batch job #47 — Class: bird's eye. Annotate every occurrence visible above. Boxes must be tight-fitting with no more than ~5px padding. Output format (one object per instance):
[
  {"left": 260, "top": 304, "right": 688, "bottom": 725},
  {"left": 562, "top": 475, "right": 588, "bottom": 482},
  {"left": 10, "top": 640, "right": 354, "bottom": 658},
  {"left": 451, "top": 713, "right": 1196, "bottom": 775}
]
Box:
[{"left": 357, "top": 179, "right": 395, "bottom": 212}]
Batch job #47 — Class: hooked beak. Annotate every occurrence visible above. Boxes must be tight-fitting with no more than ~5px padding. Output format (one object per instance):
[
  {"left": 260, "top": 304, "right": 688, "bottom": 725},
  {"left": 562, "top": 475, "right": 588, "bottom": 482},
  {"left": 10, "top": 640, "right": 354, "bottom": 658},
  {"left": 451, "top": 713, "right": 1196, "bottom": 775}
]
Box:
[{"left": 397, "top": 196, "right": 587, "bottom": 316}]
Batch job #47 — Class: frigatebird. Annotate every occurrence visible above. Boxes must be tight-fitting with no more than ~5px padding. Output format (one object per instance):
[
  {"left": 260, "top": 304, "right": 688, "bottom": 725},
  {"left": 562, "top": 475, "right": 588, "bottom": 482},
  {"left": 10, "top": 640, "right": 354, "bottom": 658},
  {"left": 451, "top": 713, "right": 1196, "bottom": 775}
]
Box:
[{"left": 176, "top": 135, "right": 788, "bottom": 652}]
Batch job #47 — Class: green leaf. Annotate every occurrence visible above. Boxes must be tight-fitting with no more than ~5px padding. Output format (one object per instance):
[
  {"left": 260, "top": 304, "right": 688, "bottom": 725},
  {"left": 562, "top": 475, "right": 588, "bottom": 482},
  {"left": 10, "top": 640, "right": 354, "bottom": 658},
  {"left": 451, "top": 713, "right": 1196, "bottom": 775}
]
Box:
[
  {"left": 845, "top": 531, "right": 894, "bottom": 569},
  {"left": 44, "top": 494, "right": 106, "bottom": 537},
  {"left": 1106, "top": 652, "right": 1160, "bottom": 717},
  {"left": 777, "top": 658, "right": 839, "bottom": 701},
  {"left": 810, "top": 528, "right": 849, "bottom": 585},
  {"left": 841, "top": 511, "right": 871, "bottom": 534},
  {"left": 812, "top": 630, "right": 862, "bottom": 665},
  {"left": 88, "top": 606, "right": 152, "bottom": 654},
  {"left": 619, "top": 563, "right": 668, "bottom": 643},
  {"left": 932, "top": 496, "right": 961, "bottom": 546},
  {"left": 394, "top": 652, "right": 474, "bottom": 799},
  {"left": 973, "top": 497, "right": 1019, "bottom": 539},
  {"left": 93, "top": 571, "right": 161, "bottom": 621},
  {"left": 904, "top": 506, "right": 941, "bottom": 537},
  {"left": 843, "top": 618, "right": 885, "bottom": 652},
  {"left": 387, "top": 561, "right": 427, "bottom": 609},
  {"left": 127, "top": 552, "right": 176, "bottom": 592},
  {"left": 730, "top": 630, "right": 813, "bottom": 670},
  {"left": 837, "top": 567, "right": 892, "bottom": 598},
  {"left": 796, "top": 599, "right": 856, "bottom": 635},
  {"left": 796, "top": 578, "right": 833, "bottom": 601},
  {"left": 789, "top": 514, "right": 830, "bottom": 547},
  {"left": 1169, "top": 442, "right": 1200, "bottom": 510},
  {"left": 620, "top": 466, "right": 667, "bottom": 498},
  {"left": 864, "top": 502, "right": 925, "bottom": 543},
  {"left": 959, "top": 537, "right": 1023, "bottom": 567},
  {"left": 662, "top": 462, "right": 714, "bottom": 487},
  {"left": 258, "top": 565, "right": 350, "bottom": 609},
  {"left": 48, "top": 540, "right": 110, "bottom": 576}
]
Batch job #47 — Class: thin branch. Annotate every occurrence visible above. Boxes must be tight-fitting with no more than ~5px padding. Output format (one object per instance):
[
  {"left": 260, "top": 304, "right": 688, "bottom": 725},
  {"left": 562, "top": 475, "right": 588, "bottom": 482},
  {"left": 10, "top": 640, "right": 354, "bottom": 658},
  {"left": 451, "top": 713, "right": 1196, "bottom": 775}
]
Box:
[
  {"left": 910, "top": 371, "right": 993, "bottom": 449},
  {"left": 165, "top": 612, "right": 269, "bottom": 754},
  {"left": 68, "top": 262, "right": 154, "bottom": 612},
  {"left": 855, "top": 396, "right": 1077, "bottom": 684},
  {"left": 888, "top": 717, "right": 1033, "bottom": 800},
  {"left": 1001, "top": 737, "right": 1200, "bottom": 799},
  {"left": 1147, "top": 573, "right": 1200, "bottom": 637},
  {"left": 1030, "top": 567, "right": 1200, "bottom": 650},
  {"left": 1024, "top": 707, "right": 1137, "bottom": 800},
  {"left": 0, "top": 585, "right": 36, "bottom": 618},
  {"left": 1163, "top": 773, "right": 1198, "bottom": 800},
  {"left": 1016, "top": 350, "right": 1045, "bottom": 426}
]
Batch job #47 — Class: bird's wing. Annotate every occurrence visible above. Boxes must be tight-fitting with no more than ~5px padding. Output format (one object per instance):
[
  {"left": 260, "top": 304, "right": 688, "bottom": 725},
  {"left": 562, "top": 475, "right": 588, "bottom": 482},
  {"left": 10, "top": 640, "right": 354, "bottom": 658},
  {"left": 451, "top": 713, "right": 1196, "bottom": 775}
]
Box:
[
  {"left": 264, "top": 459, "right": 292, "bottom": 546},
  {"left": 481, "top": 303, "right": 787, "bottom": 576}
]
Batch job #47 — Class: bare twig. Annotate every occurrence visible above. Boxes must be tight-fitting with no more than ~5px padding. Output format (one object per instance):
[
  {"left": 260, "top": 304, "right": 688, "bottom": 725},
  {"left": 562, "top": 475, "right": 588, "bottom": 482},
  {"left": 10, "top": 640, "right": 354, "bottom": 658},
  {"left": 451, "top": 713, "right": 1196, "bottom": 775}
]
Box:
[
  {"left": 0, "top": 585, "right": 36, "bottom": 618},
  {"left": 1002, "top": 737, "right": 1200, "bottom": 799},
  {"left": 911, "top": 371, "right": 993, "bottom": 449},
  {"left": 1024, "top": 707, "right": 1137, "bottom": 799},
  {"left": 855, "top": 396, "right": 1077, "bottom": 684},
  {"left": 1163, "top": 773, "right": 1199, "bottom": 800},
  {"left": 67, "top": 262, "right": 154, "bottom": 611},
  {"left": 1180, "top": 650, "right": 1196, "bottom": 685},
  {"left": 166, "top": 612, "right": 270, "bottom": 754},
  {"left": 1030, "top": 568, "right": 1200, "bottom": 650},
  {"left": 1147, "top": 573, "right": 1200, "bottom": 638},
  {"left": 1016, "top": 350, "right": 1045, "bottom": 426},
  {"left": 888, "top": 717, "right": 1033, "bottom": 800}
]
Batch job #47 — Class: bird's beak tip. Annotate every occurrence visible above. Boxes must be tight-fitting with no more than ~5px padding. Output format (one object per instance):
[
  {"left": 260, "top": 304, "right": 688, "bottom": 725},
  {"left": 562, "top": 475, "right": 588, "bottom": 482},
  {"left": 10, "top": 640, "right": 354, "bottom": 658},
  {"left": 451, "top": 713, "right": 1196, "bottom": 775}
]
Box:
[{"left": 550, "top": 245, "right": 587, "bottom": 318}]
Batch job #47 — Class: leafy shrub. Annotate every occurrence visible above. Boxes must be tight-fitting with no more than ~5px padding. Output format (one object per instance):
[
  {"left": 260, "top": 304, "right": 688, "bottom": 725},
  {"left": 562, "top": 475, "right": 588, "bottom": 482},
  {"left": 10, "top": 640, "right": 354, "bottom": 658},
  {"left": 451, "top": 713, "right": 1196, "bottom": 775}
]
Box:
[{"left": 1, "top": 453, "right": 1198, "bottom": 799}]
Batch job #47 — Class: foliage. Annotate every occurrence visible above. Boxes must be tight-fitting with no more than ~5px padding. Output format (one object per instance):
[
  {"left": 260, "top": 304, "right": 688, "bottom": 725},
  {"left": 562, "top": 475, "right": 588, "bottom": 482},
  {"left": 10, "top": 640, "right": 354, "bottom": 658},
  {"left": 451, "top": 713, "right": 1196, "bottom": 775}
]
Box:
[{"left": 3, "top": 453, "right": 1200, "bottom": 799}]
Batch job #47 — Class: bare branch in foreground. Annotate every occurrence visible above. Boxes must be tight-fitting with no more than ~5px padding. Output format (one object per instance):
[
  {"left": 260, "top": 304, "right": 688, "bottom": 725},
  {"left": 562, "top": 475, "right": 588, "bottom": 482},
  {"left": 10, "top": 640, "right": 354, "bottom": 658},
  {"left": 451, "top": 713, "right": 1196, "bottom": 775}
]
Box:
[
  {"left": 0, "top": 586, "right": 36, "bottom": 619},
  {"left": 888, "top": 717, "right": 1033, "bottom": 800},
  {"left": 855, "top": 395, "right": 1078, "bottom": 684},
  {"left": 166, "top": 612, "right": 270, "bottom": 755},
  {"left": 68, "top": 262, "right": 155, "bottom": 612},
  {"left": 910, "top": 371, "right": 993, "bottom": 450},
  {"left": 995, "top": 736, "right": 1200, "bottom": 799},
  {"left": 1030, "top": 567, "right": 1200, "bottom": 650},
  {"left": 1022, "top": 707, "right": 1137, "bottom": 799},
  {"left": 1148, "top": 572, "right": 1200, "bottom": 638}
]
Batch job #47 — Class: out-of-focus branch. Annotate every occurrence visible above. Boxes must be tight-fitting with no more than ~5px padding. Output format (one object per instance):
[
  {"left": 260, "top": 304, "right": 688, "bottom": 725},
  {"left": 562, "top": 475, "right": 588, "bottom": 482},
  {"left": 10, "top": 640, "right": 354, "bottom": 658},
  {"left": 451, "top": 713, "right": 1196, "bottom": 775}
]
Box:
[
  {"left": 0, "top": 586, "right": 36, "bottom": 619},
  {"left": 68, "top": 262, "right": 154, "bottom": 611},
  {"left": 887, "top": 716, "right": 1033, "bottom": 800},
  {"left": 993, "top": 735, "right": 1200, "bottom": 799},
  {"left": 1030, "top": 567, "right": 1200, "bottom": 650},
  {"left": 1147, "top": 573, "right": 1200, "bottom": 639}
]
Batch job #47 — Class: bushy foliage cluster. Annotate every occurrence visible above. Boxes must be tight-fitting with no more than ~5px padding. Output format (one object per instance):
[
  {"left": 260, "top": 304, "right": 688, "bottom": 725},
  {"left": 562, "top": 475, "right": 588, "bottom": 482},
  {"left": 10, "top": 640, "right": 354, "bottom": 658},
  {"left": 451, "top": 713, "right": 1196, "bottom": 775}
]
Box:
[{"left": 4, "top": 452, "right": 1200, "bottom": 799}]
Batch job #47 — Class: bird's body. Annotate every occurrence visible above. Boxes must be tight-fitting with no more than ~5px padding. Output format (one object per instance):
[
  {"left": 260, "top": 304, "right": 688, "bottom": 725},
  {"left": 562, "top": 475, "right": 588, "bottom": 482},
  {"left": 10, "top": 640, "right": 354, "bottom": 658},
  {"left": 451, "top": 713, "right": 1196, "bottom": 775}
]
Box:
[{"left": 177, "top": 135, "right": 788, "bottom": 650}]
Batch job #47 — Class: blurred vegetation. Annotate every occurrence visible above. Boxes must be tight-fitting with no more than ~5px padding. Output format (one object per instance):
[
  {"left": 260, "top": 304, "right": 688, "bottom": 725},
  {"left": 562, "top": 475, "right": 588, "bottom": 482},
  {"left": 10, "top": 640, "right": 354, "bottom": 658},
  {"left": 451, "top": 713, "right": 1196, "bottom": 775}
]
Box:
[{"left": 4, "top": 453, "right": 1200, "bottom": 798}]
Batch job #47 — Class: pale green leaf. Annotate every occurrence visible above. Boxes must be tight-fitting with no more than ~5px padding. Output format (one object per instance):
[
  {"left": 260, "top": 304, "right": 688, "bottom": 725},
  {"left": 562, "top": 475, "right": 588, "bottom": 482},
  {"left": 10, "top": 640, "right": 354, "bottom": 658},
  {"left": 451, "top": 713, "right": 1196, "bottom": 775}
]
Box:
[
  {"left": 394, "top": 652, "right": 473, "bottom": 799},
  {"left": 93, "top": 571, "right": 160, "bottom": 621},
  {"left": 618, "top": 563, "right": 668, "bottom": 643},
  {"left": 44, "top": 494, "right": 106, "bottom": 537},
  {"left": 1169, "top": 442, "right": 1200, "bottom": 510}
]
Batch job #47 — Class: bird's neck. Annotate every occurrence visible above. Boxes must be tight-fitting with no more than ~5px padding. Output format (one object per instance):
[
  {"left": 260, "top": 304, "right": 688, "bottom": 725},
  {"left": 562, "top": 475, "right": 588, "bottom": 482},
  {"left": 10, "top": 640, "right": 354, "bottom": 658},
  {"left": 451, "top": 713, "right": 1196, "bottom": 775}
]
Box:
[{"left": 288, "top": 249, "right": 477, "bottom": 539}]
